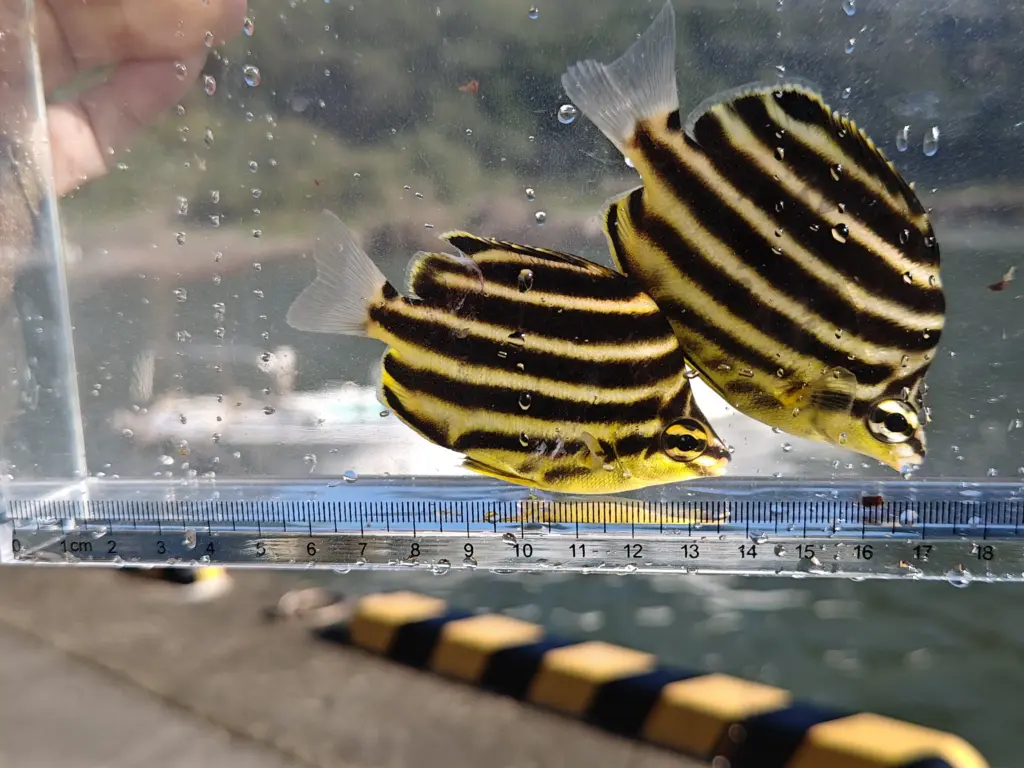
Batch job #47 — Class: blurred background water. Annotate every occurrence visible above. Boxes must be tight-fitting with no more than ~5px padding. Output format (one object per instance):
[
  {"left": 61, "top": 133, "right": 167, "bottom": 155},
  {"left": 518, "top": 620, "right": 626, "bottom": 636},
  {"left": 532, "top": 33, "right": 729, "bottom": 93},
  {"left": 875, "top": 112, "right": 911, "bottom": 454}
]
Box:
[{"left": 3, "top": 0, "right": 1024, "bottom": 764}]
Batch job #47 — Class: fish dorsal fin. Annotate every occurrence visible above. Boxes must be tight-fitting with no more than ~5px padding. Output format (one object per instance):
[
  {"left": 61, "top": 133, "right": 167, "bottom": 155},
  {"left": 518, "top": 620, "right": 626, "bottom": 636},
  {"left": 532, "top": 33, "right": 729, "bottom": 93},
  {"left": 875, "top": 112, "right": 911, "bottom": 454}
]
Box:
[
  {"left": 441, "top": 230, "right": 616, "bottom": 277},
  {"left": 405, "top": 249, "right": 484, "bottom": 304},
  {"left": 686, "top": 82, "right": 928, "bottom": 221}
]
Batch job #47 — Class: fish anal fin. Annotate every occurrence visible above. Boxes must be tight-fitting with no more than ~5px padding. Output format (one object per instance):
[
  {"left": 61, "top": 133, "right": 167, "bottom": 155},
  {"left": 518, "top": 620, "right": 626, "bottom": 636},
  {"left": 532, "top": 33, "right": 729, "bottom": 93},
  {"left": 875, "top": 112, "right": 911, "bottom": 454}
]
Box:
[
  {"left": 560, "top": 0, "right": 679, "bottom": 156},
  {"left": 462, "top": 456, "right": 534, "bottom": 487}
]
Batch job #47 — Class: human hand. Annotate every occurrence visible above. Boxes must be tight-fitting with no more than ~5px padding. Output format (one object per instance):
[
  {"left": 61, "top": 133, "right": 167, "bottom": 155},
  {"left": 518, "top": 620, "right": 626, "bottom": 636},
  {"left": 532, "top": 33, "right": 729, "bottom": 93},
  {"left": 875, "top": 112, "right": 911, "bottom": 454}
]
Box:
[{"left": 35, "top": 0, "right": 247, "bottom": 196}]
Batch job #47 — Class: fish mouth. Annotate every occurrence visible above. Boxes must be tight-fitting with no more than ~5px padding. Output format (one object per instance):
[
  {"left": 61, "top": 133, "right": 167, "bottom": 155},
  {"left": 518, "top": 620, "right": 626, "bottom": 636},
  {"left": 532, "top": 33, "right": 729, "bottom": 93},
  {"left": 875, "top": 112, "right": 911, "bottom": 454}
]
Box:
[{"left": 698, "top": 444, "right": 732, "bottom": 477}]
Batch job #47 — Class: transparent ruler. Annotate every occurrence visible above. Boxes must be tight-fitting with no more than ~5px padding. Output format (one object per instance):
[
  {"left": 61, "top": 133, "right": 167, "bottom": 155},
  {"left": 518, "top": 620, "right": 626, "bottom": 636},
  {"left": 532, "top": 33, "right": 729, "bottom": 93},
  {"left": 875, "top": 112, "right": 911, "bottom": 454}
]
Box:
[{"left": 2, "top": 478, "right": 1023, "bottom": 582}]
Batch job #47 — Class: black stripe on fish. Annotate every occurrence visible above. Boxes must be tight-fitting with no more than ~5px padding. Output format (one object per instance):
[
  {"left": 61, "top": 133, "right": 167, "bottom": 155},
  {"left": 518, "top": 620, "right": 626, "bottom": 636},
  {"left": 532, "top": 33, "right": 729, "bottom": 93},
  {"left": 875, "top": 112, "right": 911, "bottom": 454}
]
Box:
[
  {"left": 369, "top": 301, "right": 688, "bottom": 388},
  {"left": 634, "top": 125, "right": 941, "bottom": 347},
  {"left": 621, "top": 182, "right": 899, "bottom": 387},
  {"left": 382, "top": 354, "right": 670, "bottom": 424},
  {"left": 686, "top": 103, "right": 945, "bottom": 317},
  {"left": 714, "top": 92, "right": 939, "bottom": 269}
]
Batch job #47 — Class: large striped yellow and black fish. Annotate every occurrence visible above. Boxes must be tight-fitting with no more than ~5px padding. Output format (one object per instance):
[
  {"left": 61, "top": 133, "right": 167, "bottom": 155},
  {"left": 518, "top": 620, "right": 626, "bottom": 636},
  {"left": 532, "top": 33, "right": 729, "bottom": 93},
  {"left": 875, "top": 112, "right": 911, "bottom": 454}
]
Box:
[
  {"left": 561, "top": 1, "right": 945, "bottom": 473},
  {"left": 286, "top": 210, "right": 730, "bottom": 494}
]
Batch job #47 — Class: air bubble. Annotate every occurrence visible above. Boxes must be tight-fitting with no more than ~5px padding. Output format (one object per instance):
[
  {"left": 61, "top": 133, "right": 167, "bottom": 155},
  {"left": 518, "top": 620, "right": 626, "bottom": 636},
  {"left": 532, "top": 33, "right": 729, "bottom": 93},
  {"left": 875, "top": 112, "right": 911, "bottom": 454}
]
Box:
[
  {"left": 203, "top": 75, "right": 217, "bottom": 96},
  {"left": 781, "top": 443, "right": 793, "bottom": 453},
  {"left": 902, "top": 271, "right": 913, "bottom": 284},
  {"left": 173, "top": 288, "right": 188, "bottom": 302},
  {"left": 831, "top": 223, "right": 849, "bottom": 243},
  {"left": 774, "top": 146, "right": 785, "bottom": 161},
  {"left": 508, "top": 331, "right": 526, "bottom": 346},
  {"left": 896, "top": 125, "right": 909, "bottom": 152},
  {"left": 534, "top": 211, "right": 547, "bottom": 224},
  {"left": 557, "top": 104, "right": 579, "bottom": 124},
  {"left": 528, "top": 6, "right": 539, "bottom": 19},
  {"left": 243, "top": 16, "right": 255, "bottom": 35},
  {"left": 248, "top": 160, "right": 258, "bottom": 173},
  {"left": 899, "top": 228, "right": 910, "bottom": 245},
  {"left": 174, "top": 61, "right": 188, "bottom": 80},
  {"left": 518, "top": 392, "right": 533, "bottom": 410},
  {"left": 243, "top": 65, "right": 262, "bottom": 87},
  {"left": 923, "top": 126, "right": 939, "bottom": 156},
  {"left": 830, "top": 163, "right": 843, "bottom": 180},
  {"left": 175, "top": 232, "right": 186, "bottom": 246},
  {"left": 519, "top": 432, "right": 530, "bottom": 447},
  {"left": 842, "top": 0, "right": 855, "bottom": 15},
  {"left": 525, "top": 187, "right": 536, "bottom": 201},
  {"left": 343, "top": 469, "right": 359, "bottom": 483},
  {"left": 841, "top": 86, "right": 852, "bottom": 99},
  {"left": 518, "top": 269, "right": 534, "bottom": 292},
  {"left": 845, "top": 37, "right": 855, "bottom": 54}
]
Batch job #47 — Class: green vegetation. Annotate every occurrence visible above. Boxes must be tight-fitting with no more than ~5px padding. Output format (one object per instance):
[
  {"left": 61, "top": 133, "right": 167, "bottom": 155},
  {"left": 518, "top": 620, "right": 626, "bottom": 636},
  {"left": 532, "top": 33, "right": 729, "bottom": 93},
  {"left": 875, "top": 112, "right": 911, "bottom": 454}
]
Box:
[{"left": 59, "top": 0, "right": 1022, "bottom": 235}]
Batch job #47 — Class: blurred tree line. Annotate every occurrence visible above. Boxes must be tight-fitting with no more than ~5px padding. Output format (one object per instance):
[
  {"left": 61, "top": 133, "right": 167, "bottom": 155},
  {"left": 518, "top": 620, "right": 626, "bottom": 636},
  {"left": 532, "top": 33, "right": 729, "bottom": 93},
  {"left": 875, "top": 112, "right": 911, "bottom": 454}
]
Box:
[{"left": 61, "top": 0, "right": 1024, "bottom": 234}]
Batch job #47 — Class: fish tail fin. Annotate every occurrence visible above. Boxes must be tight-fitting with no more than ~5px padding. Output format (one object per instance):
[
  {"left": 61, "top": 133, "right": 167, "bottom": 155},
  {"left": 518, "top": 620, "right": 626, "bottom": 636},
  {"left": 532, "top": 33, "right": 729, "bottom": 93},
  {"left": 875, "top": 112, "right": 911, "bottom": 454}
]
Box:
[
  {"left": 285, "top": 209, "right": 392, "bottom": 337},
  {"left": 560, "top": 0, "right": 679, "bottom": 155}
]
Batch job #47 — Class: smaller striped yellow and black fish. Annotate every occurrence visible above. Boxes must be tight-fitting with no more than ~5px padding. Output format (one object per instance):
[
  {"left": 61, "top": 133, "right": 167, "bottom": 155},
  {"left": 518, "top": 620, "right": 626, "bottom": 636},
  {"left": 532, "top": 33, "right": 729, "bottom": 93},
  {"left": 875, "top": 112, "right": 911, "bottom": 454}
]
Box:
[
  {"left": 285, "top": 210, "right": 730, "bottom": 494},
  {"left": 561, "top": 1, "right": 945, "bottom": 473}
]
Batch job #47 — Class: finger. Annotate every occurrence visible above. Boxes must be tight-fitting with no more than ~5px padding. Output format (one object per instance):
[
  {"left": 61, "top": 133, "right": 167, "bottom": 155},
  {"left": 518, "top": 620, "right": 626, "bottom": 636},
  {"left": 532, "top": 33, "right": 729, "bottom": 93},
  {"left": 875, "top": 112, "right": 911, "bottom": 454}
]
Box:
[
  {"left": 38, "top": 0, "right": 247, "bottom": 92},
  {"left": 47, "top": 51, "right": 208, "bottom": 197}
]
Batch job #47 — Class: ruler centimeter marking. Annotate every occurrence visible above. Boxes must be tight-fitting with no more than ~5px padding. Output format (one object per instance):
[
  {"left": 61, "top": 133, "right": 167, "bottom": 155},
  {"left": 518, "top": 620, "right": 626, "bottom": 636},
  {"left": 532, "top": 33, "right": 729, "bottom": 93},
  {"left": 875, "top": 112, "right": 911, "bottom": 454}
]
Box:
[{"left": 1, "top": 497, "right": 1023, "bottom": 580}]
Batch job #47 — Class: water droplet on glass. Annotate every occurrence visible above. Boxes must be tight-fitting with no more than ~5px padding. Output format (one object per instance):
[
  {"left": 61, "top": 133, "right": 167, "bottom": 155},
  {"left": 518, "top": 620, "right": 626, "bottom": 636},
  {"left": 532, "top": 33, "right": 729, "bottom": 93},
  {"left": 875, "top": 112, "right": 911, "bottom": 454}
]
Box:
[
  {"left": 923, "top": 126, "right": 939, "bottom": 156},
  {"left": 831, "top": 223, "right": 849, "bottom": 243},
  {"left": 842, "top": 0, "right": 855, "bottom": 15},
  {"left": 528, "top": 6, "right": 539, "bottom": 19},
  {"left": 830, "top": 163, "right": 843, "bottom": 180},
  {"left": 518, "top": 269, "right": 534, "bottom": 293},
  {"left": 946, "top": 566, "right": 971, "bottom": 588},
  {"left": 243, "top": 16, "right": 255, "bottom": 35},
  {"left": 557, "top": 104, "right": 579, "bottom": 124},
  {"left": 534, "top": 211, "right": 547, "bottom": 224},
  {"left": 174, "top": 61, "right": 188, "bottom": 80},
  {"left": 845, "top": 37, "right": 856, "bottom": 54},
  {"left": 525, "top": 187, "right": 536, "bottom": 201},
  {"left": 243, "top": 65, "right": 262, "bottom": 87},
  {"left": 203, "top": 75, "right": 217, "bottom": 96},
  {"left": 896, "top": 124, "right": 909, "bottom": 152},
  {"left": 343, "top": 469, "right": 359, "bottom": 483},
  {"left": 518, "top": 392, "right": 533, "bottom": 411}
]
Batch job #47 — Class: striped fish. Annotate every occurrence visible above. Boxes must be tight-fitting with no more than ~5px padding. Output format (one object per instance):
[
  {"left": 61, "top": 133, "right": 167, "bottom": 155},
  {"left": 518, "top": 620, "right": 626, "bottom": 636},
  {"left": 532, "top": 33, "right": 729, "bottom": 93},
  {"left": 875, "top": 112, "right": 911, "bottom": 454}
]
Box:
[
  {"left": 286, "top": 210, "right": 730, "bottom": 494},
  {"left": 561, "top": 1, "right": 945, "bottom": 473}
]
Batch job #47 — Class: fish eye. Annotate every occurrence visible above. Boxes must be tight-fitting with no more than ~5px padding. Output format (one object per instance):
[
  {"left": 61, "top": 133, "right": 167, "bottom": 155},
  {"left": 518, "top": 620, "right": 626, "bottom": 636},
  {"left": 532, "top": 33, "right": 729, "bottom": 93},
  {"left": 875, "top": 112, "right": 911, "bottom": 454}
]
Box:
[
  {"left": 867, "top": 399, "right": 919, "bottom": 444},
  {"left": 661, "top": 418, "right": 709, "bottom": 462}
]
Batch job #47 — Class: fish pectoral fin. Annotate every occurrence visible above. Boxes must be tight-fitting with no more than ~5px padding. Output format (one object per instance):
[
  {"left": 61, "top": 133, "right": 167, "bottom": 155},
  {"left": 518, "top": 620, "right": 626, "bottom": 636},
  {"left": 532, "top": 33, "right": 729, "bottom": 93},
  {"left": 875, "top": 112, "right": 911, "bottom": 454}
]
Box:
[
  {"left": 560, "top": 0, "right": 679, "bottom": 155},
  {"left": 462, "top": 456, "right": 533, "bottom": 486},
  {"left": 806, "top": 366, "right": 858, "bottom": 441}
]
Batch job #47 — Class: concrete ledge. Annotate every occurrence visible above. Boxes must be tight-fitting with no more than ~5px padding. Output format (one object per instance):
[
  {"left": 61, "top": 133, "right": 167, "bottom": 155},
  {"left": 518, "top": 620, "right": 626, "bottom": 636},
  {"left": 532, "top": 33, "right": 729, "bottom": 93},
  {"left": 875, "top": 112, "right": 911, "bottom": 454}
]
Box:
[
  {"left": 326, "top": 588, "right": 991, "bottom": 768},
  {"left": 0, "top": 567, "right": 696, "bottom": 768}
]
